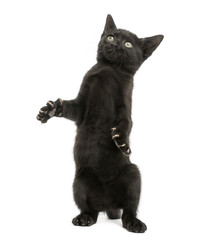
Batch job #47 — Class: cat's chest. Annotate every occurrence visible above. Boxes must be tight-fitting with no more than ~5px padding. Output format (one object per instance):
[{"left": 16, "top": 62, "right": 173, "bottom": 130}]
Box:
[
  {"left": 90, "top": 73, "right": 131, "bottom": 106},
  {"left": 89, "top": 77, "right": 119, "bottom": 105}
]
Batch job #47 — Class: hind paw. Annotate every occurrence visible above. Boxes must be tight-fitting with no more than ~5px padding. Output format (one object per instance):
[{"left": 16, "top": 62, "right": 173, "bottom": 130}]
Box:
[
  {"left": 123, "top": 217, "right": 147, "bottom": 233},
  {"left": 72, "top": 213, "right": 97, "bottom": 227}
]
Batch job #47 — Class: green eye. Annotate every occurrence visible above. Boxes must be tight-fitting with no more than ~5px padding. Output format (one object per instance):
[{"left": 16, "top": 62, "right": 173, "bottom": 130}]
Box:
[
  {"left": 125, "top": 42, "right": 133, "bottom": 48},
  {"left": 107, "top": 35, "right": 114, "bottom": 42}
]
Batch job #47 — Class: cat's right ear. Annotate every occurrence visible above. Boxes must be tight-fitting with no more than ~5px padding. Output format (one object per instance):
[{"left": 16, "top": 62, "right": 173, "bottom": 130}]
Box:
[
  {"left": 139, "top": 35, "right": 164, "bottom": 60},
  {"left": 103, "top": 14, "right": 117, "bottom": 35}
]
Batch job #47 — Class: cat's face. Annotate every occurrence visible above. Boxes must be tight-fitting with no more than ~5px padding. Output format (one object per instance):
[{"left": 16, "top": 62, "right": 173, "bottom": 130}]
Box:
[
  {"left": 97, "top": 15, "right": 164, "bottom": 74},
  {"left": 98, "top": 28, "right": 144, "bottom": 73}
]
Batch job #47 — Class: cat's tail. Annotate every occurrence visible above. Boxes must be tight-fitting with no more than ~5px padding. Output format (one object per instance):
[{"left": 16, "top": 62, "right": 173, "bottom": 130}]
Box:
[{"left": 106, "top": 209, "right": 121, "bottom": 219}]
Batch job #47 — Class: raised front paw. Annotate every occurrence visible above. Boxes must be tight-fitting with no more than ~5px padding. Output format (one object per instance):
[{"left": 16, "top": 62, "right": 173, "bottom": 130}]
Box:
[
  {"left": 111, "top": 127, "right": 131, "bottom": 156},
  {"left": 36, "top": 98, "right": 63, "bottom": 123}
]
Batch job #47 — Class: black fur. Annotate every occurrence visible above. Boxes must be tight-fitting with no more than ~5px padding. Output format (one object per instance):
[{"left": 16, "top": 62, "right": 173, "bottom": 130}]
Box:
[{"left": 37, "top": 14, "right": 163, "bottom": 232}]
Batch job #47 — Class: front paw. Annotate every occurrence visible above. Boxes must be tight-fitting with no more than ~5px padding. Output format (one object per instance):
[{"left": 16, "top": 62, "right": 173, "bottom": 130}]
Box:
[
  {"left": 111, "top": 127, "right": 131, "bottom": 156},
  {"left": 36, "top": 98, "right": 63, "bottom": 123}
]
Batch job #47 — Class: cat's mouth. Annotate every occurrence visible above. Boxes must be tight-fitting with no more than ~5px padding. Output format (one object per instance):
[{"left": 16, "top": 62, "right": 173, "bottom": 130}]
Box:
[
  {"left": 104, "top": 46, "right": 120, "bottom": 62},
  {"left": 106, "top": 48, "right": 116, "bottom": 54},
  {"left": 106, "top": 45, "right": 119, "bottom": 54}
]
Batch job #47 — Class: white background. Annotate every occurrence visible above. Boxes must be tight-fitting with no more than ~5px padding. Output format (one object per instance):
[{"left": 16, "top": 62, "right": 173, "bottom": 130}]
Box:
[{"left": 0, "top": 0, "right": 199, "bottom": 239}]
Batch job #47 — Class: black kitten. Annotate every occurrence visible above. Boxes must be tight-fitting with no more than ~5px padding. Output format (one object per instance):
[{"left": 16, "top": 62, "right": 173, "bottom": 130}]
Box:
[{"left": 37, "top": 14, "right": 163, "bottom": 233}]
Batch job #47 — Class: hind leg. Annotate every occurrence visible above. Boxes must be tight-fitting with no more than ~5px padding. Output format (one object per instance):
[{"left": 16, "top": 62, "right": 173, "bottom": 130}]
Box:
[
  {"left": 72, "top": 170, "right": 102, "bottom": 227},
  {"left": 120, "top": 164, "right": 147, "bottom": 233}
]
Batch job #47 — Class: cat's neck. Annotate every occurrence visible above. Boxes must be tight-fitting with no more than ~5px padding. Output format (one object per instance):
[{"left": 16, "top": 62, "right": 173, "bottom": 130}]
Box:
[{"left": 97, "top": 58, "right": 136, "bottom": 76}]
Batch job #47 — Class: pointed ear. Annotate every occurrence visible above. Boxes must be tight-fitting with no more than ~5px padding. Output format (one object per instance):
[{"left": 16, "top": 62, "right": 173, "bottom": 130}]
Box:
[
  {"left": 103, "top": 14, "right": 117, "bottom": 34},
  {"left": 140, "top": 35, "right": 164, "bottom": 60}
]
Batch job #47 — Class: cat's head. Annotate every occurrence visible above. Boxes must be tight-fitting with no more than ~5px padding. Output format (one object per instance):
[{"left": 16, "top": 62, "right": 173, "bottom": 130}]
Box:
[{"left": 97, "top": 14, "right": 164, "bottom": 74}]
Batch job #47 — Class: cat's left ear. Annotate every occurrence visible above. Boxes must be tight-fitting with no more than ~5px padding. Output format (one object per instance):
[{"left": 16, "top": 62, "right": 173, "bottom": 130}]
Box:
[
  {"left": 103, "top": 14, "right": 117, "bottom": 34},
  {"left": 139, "top": 35, "right": 164, "bottom": 60}
]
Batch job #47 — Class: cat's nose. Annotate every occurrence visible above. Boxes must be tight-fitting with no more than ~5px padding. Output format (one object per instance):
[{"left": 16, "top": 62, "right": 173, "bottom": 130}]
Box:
[{"left": 110, "top": 43, "right": 118, "bottom": 48}]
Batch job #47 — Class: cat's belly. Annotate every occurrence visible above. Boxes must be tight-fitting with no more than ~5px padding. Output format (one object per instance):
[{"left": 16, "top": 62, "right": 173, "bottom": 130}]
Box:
[
  {"left": 73, "top": 126, "right": 129, "bottom": 176},
  {"left": 74, "top": 127, "right": 114, "bottom": 164},
  {"left": 73, "top": 127, "right": 132, "bottom": 211}
]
